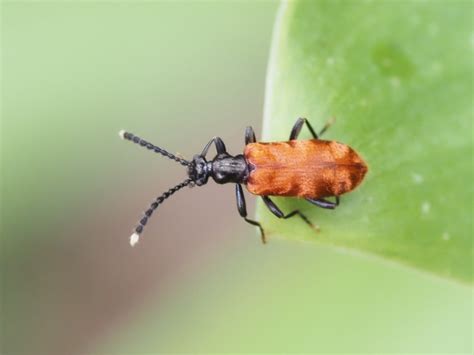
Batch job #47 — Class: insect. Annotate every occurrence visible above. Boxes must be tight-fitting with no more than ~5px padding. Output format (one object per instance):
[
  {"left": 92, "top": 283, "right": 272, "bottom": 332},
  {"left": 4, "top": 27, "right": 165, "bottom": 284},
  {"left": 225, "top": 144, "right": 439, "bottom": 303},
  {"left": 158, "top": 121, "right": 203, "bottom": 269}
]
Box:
[{"left": 119, "top": 117, "right": 368, "bottom": 246}]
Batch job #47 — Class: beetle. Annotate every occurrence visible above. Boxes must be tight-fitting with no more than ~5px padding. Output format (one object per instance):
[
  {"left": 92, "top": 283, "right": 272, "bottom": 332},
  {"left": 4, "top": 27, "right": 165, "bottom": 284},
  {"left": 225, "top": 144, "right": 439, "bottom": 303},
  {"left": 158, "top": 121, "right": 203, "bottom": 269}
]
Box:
[{"left": 119, "top": 117, "right": 368, "bottom": 246}]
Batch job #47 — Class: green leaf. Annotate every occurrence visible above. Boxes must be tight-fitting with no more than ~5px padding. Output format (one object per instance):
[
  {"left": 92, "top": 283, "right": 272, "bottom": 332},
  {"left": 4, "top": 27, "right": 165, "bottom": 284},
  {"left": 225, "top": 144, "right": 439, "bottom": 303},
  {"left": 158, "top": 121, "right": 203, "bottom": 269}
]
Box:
[{"left": 258, "top": 0, "right": 473, "bottom": 283}]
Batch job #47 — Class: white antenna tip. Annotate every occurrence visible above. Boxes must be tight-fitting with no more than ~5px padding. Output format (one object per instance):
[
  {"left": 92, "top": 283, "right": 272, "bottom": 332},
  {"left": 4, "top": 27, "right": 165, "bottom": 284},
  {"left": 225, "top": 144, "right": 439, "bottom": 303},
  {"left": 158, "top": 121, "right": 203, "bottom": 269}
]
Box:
[
  {"left": 130, "top": 232, "right": 140, "bottom": 247},
  {"left": 118, "top": 130, "right": 126, "bottom": 139}
]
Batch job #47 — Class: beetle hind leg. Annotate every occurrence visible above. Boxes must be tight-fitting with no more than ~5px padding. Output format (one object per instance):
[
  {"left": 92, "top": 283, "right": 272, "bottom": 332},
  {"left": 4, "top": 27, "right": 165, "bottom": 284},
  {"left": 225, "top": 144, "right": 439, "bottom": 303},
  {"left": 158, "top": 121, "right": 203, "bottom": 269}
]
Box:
[
  {"left": 306, "top": 196, "right": 340, "bottom": 209},
  {"left": 262, "top": 196, "right": 320, "bottom": 232},
  {"left": 318, "top": 116, "right": 336, "bottom": 137},
  {"left": 289, "top": 117, "right": 336, "bottom": 140},
  {"left": 290, "top": 118, "right": 318, "bottom": 140}
]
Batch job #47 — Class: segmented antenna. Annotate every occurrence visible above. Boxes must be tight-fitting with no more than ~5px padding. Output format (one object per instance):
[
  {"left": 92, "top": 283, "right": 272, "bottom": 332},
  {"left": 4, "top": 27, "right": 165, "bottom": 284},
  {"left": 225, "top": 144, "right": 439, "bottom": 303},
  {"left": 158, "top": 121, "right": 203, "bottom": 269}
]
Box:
[
  {"left": 119, "top": 130, "right": 190, "bottom": 166},
  {"left": 129, "top": 178, "right": 193, "bottom": 246}
]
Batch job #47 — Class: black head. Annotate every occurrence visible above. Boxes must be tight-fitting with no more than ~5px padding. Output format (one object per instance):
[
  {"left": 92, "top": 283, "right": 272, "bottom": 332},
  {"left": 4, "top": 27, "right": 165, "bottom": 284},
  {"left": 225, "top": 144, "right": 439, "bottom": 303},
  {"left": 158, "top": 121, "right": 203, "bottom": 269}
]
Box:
[
  {"left": 120, "top": 130, "right": 248, "bottom": 245},
  {"left": 187, "top": 155, "right": 210, "bottom": 186}
]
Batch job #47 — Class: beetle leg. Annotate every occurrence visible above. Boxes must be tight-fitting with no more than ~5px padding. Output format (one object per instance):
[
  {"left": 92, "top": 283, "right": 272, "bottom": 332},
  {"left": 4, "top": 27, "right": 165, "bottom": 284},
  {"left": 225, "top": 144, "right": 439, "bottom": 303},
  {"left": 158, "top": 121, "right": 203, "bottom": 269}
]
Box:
[
  {"left": 236, "top": 184, "right": 266, "bottom": 243},
  {"left": 245, "top": 126, "right": 257, "bottom": 144},
  {"left": 201, "top": 137, "right": 227, "bottom": 157},
  {"left": 305, "top": 196, "right": 339, "bottom": 209},
  {"left": 289, "top": 117, "right": 319, "bottom": 140},
  {"left": 318, "top": 116, "right": 336, "bottom": 137},
  {"left": 289, "top": 117, "right": 336, "bottom": 140},
  {"left": 262, "top": 196, "right": 319, "bottom": 232}
]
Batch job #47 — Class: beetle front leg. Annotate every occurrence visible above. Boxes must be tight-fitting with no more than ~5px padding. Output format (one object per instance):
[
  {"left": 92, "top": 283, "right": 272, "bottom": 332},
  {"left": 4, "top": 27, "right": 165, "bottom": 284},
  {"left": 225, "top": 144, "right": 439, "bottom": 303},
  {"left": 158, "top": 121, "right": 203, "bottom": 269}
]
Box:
[
  {"left": 262, "top": 196, "right": 320, "bottom": 232},
  {"left": 236, "top": 184, "right": 266, "bottom": 243},
  {"left": 201, "top": 137, "right": 227, "bottom": 158}
]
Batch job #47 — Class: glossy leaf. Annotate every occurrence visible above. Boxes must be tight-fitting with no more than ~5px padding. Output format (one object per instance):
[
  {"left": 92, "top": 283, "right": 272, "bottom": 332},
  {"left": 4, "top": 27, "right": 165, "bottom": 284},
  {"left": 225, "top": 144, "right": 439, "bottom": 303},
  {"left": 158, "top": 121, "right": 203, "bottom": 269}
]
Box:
[{"left": 258, "top": 0, "right": 473, "bottom": 283}]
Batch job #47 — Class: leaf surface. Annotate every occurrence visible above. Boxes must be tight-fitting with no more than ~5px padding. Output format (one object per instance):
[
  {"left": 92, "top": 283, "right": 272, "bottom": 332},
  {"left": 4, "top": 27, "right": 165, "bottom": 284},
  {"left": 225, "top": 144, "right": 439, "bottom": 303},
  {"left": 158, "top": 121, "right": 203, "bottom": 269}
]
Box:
[{"left": 258, "top": 0, "right": 473, "bottom": 283}]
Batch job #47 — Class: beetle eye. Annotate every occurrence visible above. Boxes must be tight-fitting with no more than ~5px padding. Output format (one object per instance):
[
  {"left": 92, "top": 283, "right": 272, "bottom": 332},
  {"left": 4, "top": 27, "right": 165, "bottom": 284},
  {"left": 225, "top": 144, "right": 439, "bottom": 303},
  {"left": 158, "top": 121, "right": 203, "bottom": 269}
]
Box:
[{"left": 196, "top": 163, "right": 203, "bottom": 174}]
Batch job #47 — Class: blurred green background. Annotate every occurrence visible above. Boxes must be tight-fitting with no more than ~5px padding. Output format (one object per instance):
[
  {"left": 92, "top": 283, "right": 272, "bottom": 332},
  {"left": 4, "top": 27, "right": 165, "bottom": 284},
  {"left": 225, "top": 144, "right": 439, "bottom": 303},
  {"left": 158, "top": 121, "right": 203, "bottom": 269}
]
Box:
[{"left": 1, "top": 1, "right": 472, "bottom": 354}]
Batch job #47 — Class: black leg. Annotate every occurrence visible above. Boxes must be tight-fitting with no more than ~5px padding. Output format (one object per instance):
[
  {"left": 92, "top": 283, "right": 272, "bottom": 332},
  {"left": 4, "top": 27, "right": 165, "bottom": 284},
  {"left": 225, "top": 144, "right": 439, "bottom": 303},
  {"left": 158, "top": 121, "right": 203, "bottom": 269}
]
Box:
[
  {"left": 289, "top": 117, "right": 319, "bottom": 140},
  {"left": 289, "top": 117, "right": 336, "bottom": 140},
  {"left": 306, "top": 196, "right": 340, "bottom": 209},
  {"left": 245, "top": 126, "right": 257, "bottom": 144},
  {"left": 261, "top": 196, "right": 319, "bottom": 232},
  {"left": 236, "top": 184, "right": 266, "bottom": 243},
  {"left": 201, "top": 137, "right": 227, "bottom": 157},
  {"left": 318, "top": 116, "right": 336, "bottom": 137}
]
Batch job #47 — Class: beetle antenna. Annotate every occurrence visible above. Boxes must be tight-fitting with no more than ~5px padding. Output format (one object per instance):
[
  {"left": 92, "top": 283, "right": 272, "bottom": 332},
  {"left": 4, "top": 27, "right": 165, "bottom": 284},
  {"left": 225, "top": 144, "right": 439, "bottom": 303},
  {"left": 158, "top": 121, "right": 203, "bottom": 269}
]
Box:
[
  {"left": 119, "top": 130, "right": 190, "bottom": 166},
  {"left": 129, "top": 178, "right": 193, "bottom": 246}
]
